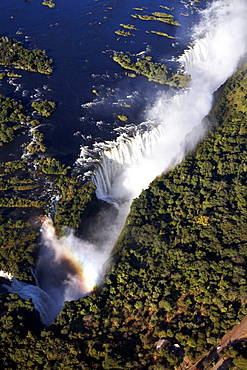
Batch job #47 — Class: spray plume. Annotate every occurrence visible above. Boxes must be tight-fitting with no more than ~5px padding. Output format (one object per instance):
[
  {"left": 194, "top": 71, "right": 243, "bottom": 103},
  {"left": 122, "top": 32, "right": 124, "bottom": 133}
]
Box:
[
  {"left": 5, "top": 0, "right": 247, "bottom": 325},
  {"left": 93, "top": 0, "right": 247, "bottom": 202}
]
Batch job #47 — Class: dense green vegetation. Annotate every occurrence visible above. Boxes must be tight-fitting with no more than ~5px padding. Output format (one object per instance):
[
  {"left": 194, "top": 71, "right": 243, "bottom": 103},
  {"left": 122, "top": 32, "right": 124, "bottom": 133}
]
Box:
[
  {"left": 0, "top": 153, "right": 95, "bottom": 275},
  {"left": 25, "top": 129, "right": 47, "bottom": 154},
  {"left": 0, "top": 94, "right": 53, "bottom": 153},
  {"left": 0, "top": 95, "right": 27, "bottom": 124},
  {"left": 52, "top": 65, "right": 247, "bottom": 369},
  {"left": 112, "top": 52, "right": 190, "bottom": 87},
  {"left": 0, "top": 94, "right": 28, "bottom": 146},
  {"left": 0, "top": 92, "right": 96, "bottom": 281},
  {"left": 54, "top": 179, "right": 96, "bottom": 234},
  {"left": 0, "top": 218, "right": 37, "bottom": 281},
  {"left": 0, "top": 62, "right": 246, "bottom": 369},
  {"left": 31, "top": 100, "right": 56, "bottom": 117},
  {"left": 0, "top": 36, "right": 53, "bottom": 74}
]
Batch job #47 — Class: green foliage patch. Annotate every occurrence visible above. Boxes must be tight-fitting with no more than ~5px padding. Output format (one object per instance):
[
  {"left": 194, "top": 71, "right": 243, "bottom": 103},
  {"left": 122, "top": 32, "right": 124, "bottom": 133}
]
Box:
[
  {"left": 31, "top": 100, "right": 56, "bottom": 117},
  {"left": 0, "top": 94, "right": 28, "bottom": 146},
  {"left": 0, "top": 36, "right": 53, "bottom": 74},
  {"left": 112, "top": 52, "right": 190, "bottom": 87}
]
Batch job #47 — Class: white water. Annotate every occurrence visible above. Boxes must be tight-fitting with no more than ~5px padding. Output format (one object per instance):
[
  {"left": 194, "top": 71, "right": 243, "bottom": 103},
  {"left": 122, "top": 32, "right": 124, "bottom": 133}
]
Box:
[
  {"left": 4, "top": 0, "right": 247, "bottom": 326},
  {"left": 92, "top": 125, "right": 163, "bottom": 201},
  {"left": 4, "top": 278, "right": 56, "bottom": 325},
  {"left": 93, "top": 0, "right": 247, "bottom": 204},
  {"left": 0, "top": 270, "right": 13, "bottom": 280}
]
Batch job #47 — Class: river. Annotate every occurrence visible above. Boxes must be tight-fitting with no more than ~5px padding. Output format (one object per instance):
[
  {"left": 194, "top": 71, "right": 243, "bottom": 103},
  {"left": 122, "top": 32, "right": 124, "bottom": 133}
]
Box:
[{"left": 0, "top": 0, "right": 205, "bottom": 165}]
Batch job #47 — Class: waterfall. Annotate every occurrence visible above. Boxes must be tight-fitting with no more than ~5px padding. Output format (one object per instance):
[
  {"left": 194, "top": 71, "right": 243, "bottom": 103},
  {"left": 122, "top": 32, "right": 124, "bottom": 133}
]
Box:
[
  {"left": 4, "top": 279, "right": 56, "bottom": 326},
  {"left": 92, "top": 0, "right": 247, "bottom": 204},
  {"left": 178, "top": 34, "right": 212, "bottom": 74},
  {"left": 3, "top": 0, "right": 247, "bottom": 326},
  {"left": 92, "top": 125, "right": 163, "bottom": 202}
]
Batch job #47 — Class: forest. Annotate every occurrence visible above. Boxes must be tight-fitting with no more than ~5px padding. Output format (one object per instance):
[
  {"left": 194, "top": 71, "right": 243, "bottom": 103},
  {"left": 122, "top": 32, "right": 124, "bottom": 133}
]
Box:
[
  {"left": 112, "top": 52, "right": 190, "bottom": 87},
  {"left": 0, "top": 36, "right": 53, "bottom": 74},
  {"left": 0, "top": 37, "right": 246, "bottom": 368},
  {"left": 53, "top": 64, "right": 247, "bottom": 370}
]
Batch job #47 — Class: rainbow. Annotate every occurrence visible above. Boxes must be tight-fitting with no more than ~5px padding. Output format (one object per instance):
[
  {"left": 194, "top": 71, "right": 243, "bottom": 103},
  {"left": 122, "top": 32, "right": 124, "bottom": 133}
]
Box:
[{"left": 40, "top": 217, "right": 98, "bottom": 300}]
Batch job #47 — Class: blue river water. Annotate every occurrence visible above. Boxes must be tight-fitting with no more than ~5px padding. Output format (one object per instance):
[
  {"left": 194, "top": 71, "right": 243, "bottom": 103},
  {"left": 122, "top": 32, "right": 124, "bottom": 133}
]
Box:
[{"left": 0, "top": 0, "right": 207, "bottom": 164}]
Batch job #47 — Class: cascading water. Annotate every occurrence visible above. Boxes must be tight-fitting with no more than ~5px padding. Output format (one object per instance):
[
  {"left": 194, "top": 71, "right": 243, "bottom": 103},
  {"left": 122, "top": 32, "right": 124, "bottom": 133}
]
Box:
[
  {"left": 93, "top": 0, "right": 247, "bottom": 205},
  {"left": 178, "top": 34, "right": 211, "bottom": 74},
  {"left": 3, "top": 0, "right": 247, "bottom": 326},
  {"left": 4, "top": 278, "right": 56, "bottom": 325},
  {"left": 92, "top": 125, "right": 164, "bottom": 202}
]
